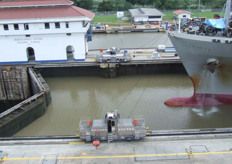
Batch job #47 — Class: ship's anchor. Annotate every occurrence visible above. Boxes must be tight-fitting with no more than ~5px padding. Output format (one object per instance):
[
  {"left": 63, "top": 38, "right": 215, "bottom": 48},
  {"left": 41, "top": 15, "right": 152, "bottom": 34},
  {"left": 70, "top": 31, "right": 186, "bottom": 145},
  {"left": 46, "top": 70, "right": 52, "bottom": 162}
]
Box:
[{"left": 205, "top": 58, "right": 220, "bottom": 73}]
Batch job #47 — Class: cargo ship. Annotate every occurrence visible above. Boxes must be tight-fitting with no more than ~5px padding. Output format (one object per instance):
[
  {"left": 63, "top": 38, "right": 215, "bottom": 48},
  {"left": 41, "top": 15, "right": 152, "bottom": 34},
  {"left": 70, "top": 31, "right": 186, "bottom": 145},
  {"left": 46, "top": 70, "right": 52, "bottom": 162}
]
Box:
[{"left": 165, "top": 0, "right": 232, "bottom": 107}]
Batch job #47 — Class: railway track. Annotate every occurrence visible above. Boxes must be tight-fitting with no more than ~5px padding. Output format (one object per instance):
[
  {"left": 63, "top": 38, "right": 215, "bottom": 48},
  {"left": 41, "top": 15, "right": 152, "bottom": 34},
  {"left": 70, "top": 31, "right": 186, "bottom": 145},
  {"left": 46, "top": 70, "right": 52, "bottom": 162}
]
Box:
[
  {"left": 0, "top": 59, "right": 181, "bottom": 69},
  {"left": 1, "top": 128, "right": 232, "bottom": 142}
]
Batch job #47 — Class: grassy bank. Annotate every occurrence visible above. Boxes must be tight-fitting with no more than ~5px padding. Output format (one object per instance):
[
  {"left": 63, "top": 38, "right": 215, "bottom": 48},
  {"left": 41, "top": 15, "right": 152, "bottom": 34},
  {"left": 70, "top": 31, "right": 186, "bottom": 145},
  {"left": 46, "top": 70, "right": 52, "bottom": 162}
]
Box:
[
  {"left": 93, "top": 11, "right": 221, "bottom": 24},
  {"left": 92, "top": 15, "right": 131, "bottom": 26}
]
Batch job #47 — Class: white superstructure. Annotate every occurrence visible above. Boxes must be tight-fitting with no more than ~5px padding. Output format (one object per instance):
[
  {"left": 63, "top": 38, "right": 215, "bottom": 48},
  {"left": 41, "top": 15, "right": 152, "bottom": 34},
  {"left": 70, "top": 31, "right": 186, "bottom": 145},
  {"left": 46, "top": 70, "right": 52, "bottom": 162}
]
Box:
[{"left": 0, "top": 0, "right": 94, "bottom": 63}]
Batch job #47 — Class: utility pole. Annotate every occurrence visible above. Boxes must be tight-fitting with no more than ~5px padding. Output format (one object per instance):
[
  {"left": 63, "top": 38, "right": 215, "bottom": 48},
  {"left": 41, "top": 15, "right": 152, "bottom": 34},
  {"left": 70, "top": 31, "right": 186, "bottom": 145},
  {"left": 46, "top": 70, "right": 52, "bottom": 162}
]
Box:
[{"left": 198, "top": 0, "right": 200, "bottom": 17}]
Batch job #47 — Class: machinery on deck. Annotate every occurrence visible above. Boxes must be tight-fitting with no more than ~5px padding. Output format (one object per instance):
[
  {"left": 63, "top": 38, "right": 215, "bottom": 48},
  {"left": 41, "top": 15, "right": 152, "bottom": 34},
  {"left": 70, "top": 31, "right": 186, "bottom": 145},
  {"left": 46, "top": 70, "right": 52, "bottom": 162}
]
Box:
[
  {"left": 227, "top": 20, "right": 232, "bottom": 37},
  {"left": 79, "top": 110, "right": 146, "bottom": 143}
]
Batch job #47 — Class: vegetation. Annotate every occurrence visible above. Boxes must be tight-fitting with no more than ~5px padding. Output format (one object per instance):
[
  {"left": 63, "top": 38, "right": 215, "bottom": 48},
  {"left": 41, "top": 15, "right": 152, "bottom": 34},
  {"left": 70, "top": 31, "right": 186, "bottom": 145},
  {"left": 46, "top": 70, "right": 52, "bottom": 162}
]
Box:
[
  {"left": 92, "top": 15, "right": 131, "bottom": 26},
  {"left": 93, "top": 11, "right": 222, "bottom": 24},
  {"left": 93, "top": 15, "right": 120, "bottom": 22},
  {"left": 97, "top": 1, "right": 115, "bottom": 11},
  {"left": 163, "top": 11, "right": 222, "bottom": 22},
  {"left": 73, "top": 0, "right": 227, "bottom": 11},
  {"left": 74, "top": 0, "right": 94, "bottom": 10}
]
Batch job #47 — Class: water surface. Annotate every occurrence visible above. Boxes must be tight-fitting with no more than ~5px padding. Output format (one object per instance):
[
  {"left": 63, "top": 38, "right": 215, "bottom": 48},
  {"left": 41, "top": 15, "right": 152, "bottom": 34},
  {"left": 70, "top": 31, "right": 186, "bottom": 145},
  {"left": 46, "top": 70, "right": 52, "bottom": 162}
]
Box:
[
  {"left": 15, "top": 74, "right": 232, "bottom": 136},
  {"left": 89, "top": 32, "right": 173, "bottom": 49}
]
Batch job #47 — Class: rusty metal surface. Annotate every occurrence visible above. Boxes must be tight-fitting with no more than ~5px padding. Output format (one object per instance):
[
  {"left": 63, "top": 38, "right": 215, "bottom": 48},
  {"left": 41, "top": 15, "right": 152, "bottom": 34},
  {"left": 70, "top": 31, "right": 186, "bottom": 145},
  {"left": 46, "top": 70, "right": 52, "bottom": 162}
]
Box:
[{"left": 167, "top": 32, "right": 232, "bottom": 106}]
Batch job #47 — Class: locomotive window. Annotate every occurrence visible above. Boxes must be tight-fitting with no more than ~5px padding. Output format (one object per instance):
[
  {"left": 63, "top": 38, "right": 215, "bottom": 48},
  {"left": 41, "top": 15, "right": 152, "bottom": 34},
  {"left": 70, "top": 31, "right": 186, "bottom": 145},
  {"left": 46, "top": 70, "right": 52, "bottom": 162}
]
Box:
[{"left": 112, "top": 121, "right": 115, "bottom": 126}]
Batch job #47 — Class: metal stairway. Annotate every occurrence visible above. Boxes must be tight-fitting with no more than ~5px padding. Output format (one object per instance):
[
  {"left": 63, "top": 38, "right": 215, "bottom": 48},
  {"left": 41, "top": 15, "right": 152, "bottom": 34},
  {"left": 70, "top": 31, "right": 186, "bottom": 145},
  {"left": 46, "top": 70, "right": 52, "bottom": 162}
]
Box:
[
  {"left": 135, "top": 129, "right": 141, "bottom": 139},
  {"left": 108, "top": 133, "right": 113, "bottom": 143},
  {"left": 86, "top": 131, "right": 91, "bottom": 142}
]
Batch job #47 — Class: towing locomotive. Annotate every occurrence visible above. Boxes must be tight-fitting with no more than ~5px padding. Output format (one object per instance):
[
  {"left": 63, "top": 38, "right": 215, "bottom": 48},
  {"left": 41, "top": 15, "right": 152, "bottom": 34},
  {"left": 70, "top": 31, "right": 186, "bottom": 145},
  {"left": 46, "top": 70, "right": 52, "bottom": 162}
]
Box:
[
  {"left": 79, "top": 110, "right": 146, "bottom": 142},
  {"left": 96, "top": 47, "right": 131, "bottom": 63}
]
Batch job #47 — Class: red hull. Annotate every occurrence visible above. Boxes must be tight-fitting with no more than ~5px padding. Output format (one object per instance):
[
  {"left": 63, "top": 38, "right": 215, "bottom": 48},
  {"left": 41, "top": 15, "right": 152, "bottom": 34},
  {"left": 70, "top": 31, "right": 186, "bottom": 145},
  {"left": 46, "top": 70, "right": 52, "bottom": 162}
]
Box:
[{"left": 165, "top": 94, "right": 232, "bottom": 107}]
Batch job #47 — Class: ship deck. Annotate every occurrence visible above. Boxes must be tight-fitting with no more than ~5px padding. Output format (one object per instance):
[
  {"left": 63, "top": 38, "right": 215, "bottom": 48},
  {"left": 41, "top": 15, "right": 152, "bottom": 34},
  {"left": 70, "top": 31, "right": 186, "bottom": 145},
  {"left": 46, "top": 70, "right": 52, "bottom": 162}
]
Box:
[
  {"left": 1, "top": 132, "right": 232, "bottom": 163},
  {"left": 169, "top": 31, "right": 232, "bottom": 43}
]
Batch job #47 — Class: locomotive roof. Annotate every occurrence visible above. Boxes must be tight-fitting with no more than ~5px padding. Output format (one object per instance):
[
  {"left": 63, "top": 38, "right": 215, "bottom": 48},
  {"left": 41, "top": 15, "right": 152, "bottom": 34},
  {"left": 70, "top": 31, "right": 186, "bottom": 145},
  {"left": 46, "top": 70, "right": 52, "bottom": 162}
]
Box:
[{"left": 91, "top": 118, "right": 133, "bottom": 128}]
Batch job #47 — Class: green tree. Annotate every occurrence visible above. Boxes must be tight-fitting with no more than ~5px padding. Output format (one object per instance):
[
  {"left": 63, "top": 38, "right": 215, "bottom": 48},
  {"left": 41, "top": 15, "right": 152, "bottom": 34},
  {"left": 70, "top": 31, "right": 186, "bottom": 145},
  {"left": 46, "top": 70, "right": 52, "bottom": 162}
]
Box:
[
  {"left": 74, "top": 0, "right": 93, "bottom": 10},
  {"left": 114, "top": 0, "right": 133, "bottom": 10},
  {"left": 162, "top": 0, "right": 189, "bottom": 9},
  {"left": 126, "top": 0, "right": 137, "bottom": 5},
  {"left": 202, "top": 0, "right": 211, "bottom": 5},
  {"left": 97, "top": 0, "right": 115, "bottom": 11},
  {"left": 211, "top": 0, "right": 226, "bottom": 8},
  {"left": 124, "top": 1, "right": 133, "bottom": 10},
  {"left": 153, "top": 0, "right": 167, "bottom": 9},
  {"left": 125, "top": 0, "right": 151, "bottom": 5},
  {"left": 114, "top": 0, "right": 125, "bottom": 10}
]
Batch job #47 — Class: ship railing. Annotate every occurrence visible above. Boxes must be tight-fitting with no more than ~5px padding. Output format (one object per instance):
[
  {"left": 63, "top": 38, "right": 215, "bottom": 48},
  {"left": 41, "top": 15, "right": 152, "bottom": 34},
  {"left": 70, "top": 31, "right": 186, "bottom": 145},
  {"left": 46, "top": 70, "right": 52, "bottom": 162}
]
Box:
[{"left": 0, "top": 68, "right": 46, "bottom": 119}]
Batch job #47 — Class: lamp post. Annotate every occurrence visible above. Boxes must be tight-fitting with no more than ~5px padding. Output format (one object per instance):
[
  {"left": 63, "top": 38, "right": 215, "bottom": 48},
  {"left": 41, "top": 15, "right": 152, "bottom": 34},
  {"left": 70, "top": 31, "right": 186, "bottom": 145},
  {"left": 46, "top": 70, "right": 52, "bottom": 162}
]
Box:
[{"left": 198, "top": 0, "right": 200, "bottom": 17}]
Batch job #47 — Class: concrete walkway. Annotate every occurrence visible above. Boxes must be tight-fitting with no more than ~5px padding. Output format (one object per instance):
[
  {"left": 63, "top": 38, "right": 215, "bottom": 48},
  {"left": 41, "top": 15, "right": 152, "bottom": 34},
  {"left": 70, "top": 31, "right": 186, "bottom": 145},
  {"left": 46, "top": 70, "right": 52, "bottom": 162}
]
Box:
[{"left": 1, "top": 133, "right": 232, "bottom": 163}]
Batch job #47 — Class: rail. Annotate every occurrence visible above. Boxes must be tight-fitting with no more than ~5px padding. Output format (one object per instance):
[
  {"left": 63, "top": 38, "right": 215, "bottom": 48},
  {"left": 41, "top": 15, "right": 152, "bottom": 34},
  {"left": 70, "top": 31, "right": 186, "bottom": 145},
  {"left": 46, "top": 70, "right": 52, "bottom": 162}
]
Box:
[
  {"left": 33, "top": 59, "right": 181, "bottom": 68},
  {"left": 0, "top": 60, "right": 181, "bottom": 68},
  {"left": 147, "top": 128, "right": 232, "bottom": 136},
  {"left": 1, "top": 128, "right": 232, "bottom": 141}
]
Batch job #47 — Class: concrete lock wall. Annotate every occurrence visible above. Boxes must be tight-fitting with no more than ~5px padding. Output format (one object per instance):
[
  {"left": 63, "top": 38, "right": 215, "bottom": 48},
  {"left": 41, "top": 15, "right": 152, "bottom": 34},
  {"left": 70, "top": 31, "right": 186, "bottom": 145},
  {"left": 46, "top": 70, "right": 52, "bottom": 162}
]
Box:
[
  {"left": 0, "top": 67, "right": 51, "bottom": 137},
  {"left": 0, "top": 66, "right": 30, "bottom": 100},
  {"left": 0, "top": 97, "right": 47, "bottom": 137}
]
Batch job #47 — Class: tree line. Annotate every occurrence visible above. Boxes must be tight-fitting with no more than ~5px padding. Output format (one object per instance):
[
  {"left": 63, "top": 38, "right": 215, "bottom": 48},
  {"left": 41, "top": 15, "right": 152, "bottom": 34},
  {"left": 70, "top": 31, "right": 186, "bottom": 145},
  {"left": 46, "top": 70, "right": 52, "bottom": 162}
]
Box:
[{"left": 73, "top": 0, "right": 227, "bottom": 11}]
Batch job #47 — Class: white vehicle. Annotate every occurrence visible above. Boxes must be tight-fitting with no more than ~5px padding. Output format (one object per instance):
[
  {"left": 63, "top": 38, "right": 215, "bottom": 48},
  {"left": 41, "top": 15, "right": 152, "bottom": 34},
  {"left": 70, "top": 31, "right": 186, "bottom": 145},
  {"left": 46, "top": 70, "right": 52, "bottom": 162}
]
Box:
[{"left": 96, "top": 47, "right": 131, "bottom": 63}]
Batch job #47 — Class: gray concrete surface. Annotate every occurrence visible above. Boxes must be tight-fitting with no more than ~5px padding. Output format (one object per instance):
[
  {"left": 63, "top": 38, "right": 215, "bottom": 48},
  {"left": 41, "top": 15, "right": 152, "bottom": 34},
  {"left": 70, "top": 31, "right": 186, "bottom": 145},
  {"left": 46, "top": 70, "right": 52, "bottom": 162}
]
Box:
[{"left": 1, "top": 134, "right": 232, "bottom": 163}]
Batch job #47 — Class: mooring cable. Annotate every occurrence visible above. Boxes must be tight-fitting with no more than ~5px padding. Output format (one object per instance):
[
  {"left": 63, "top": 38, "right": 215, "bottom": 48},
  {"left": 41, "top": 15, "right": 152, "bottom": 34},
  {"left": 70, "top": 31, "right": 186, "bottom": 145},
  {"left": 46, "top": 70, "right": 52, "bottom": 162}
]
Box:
[{"left": 128, "top": 77, "right": 150, "bottom": 117}]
